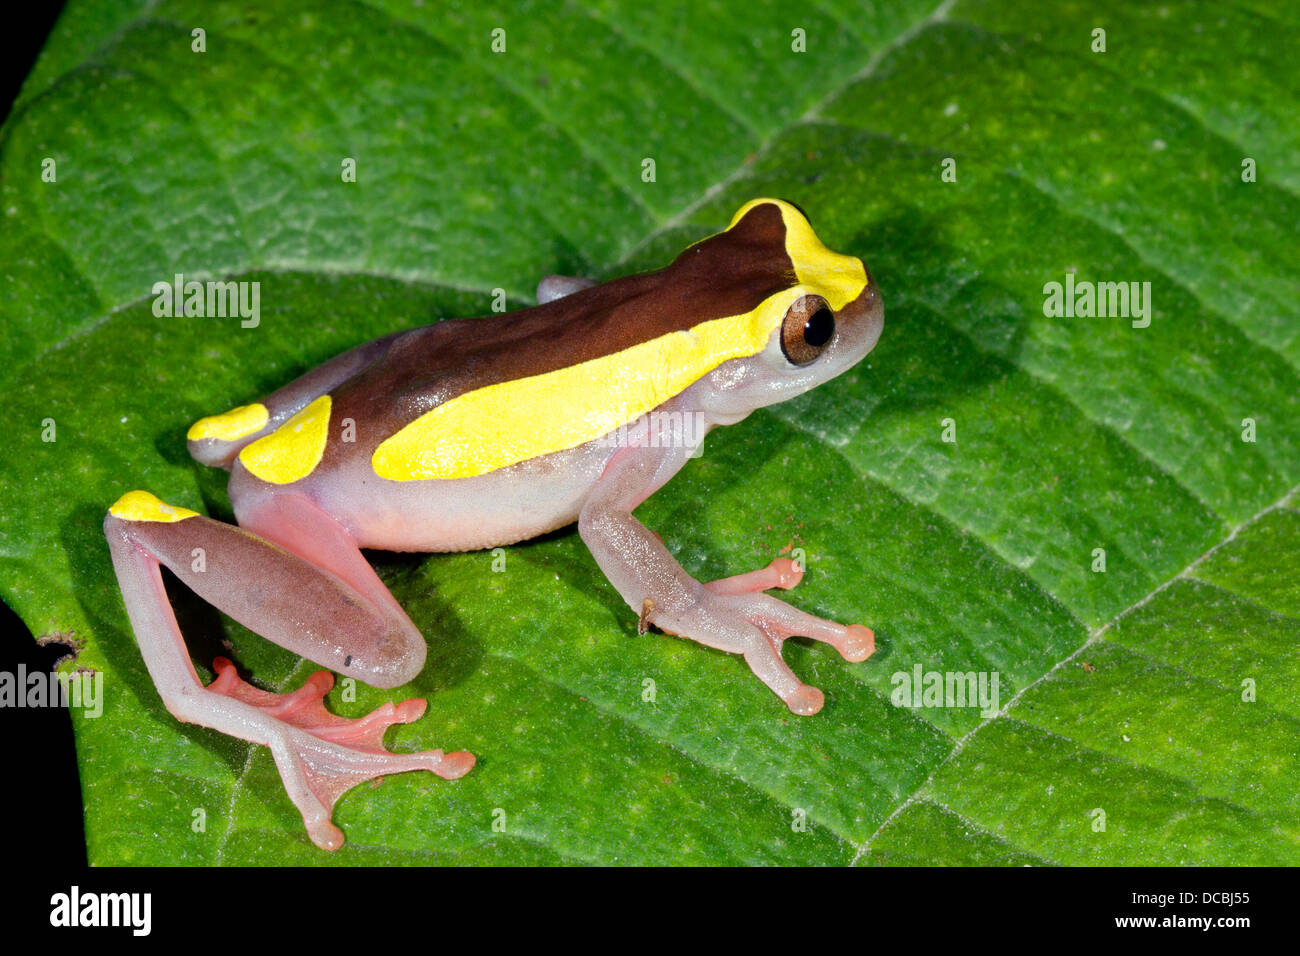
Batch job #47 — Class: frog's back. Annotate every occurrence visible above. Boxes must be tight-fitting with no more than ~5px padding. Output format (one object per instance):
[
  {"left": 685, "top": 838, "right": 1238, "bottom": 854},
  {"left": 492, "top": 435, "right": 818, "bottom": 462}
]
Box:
[
  {"left": 192, "top": 203, "right": 798, "bottom": 484},
  {"left": 325, "top": 203, "right": 797, "bottom": 463}
]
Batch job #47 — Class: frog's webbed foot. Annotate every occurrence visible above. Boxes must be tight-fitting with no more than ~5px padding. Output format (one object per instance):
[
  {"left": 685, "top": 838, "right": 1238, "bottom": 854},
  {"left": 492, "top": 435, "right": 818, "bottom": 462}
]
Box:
[
  {"left": 104, "top": 491, "right": 475, "bottom": 851},
  {"left": 207, "top": 658, "right": 474, "bottom": 850},
  {"left": 706, "top": 558, "right": 875, "bottom": 661},
  {"left": 654, "top": 586, "right": 874, "bottom": 716}
]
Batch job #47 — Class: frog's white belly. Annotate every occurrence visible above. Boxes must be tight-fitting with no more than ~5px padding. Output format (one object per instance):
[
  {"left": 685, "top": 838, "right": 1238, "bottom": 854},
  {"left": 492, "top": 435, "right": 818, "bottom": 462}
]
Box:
[{"left": 231, "top": 434, "right": 618, "bottom": 553}]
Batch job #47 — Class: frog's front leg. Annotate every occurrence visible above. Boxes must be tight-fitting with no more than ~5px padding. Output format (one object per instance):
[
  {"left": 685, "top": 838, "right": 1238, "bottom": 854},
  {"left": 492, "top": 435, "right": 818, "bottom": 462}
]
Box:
[
  {"left": 579, "top": 442, "right": 875, "bottom": 716},
  {"left": 103, "top": 491, "right": 473, "bottom": 850}
]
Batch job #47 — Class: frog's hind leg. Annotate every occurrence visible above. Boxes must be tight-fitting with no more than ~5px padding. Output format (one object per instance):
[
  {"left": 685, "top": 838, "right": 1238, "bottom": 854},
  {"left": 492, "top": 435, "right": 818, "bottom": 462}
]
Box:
[{"left": 103, "top": 490, "right": 473, "bottom": 851}]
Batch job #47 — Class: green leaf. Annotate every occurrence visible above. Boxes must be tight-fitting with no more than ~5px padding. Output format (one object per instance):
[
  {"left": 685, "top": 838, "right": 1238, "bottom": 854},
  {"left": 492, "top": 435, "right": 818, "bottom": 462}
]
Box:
[{"left": 2, "top": 0, "right": 1295, "bottom": 865}]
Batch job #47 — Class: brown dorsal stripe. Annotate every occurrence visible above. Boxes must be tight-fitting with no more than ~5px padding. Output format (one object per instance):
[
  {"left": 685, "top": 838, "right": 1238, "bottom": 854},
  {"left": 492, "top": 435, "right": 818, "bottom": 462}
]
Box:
[{"left": 323, "top": 203, "right": 798, "bottom": 460}]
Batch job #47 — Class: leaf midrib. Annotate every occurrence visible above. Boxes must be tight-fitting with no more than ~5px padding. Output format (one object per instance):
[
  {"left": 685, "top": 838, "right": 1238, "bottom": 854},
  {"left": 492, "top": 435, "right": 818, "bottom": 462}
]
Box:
[{"left": 851, "top": 482, "right": 1300, "bottom": 865}]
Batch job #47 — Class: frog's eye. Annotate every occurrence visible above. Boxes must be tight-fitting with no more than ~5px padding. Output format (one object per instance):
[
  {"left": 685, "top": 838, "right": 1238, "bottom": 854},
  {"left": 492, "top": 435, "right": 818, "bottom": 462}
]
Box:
[{"left": 780, "top": 294, "right": 834, "bottom": 366}]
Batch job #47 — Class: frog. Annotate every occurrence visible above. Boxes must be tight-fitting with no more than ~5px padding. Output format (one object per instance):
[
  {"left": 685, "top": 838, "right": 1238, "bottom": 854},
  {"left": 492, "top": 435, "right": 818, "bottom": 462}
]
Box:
[{"left": 103, "top": 198, "right": 884, "bottom": 850}]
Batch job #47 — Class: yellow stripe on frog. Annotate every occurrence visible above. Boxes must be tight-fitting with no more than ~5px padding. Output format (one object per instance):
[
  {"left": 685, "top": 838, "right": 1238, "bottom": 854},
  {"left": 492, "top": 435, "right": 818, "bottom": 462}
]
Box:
[
  {"left": 372, "top": 289, "right": 804, "bottom": 481},
  {"left": 725, "top": 198, "right": 867, "bottom": 312},
  {"left": 372, "top": 198, "right": 869, "bottom": 483}
]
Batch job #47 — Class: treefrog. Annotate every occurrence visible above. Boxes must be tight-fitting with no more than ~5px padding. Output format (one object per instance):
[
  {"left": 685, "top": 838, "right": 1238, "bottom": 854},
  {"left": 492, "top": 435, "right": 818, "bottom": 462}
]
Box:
[{"left": 103, "top": 199, "right": 884, "bottom": 850}]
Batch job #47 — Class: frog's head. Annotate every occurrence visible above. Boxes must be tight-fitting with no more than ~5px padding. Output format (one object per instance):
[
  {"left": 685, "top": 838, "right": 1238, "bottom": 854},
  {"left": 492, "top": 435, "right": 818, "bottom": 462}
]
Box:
[{"left": 673, "top": 198, "right": 883, "bottom": 419}]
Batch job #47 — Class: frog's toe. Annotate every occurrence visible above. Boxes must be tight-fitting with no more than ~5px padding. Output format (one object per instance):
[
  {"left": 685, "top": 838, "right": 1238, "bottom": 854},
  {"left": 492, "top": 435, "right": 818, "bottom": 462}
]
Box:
[
  {"left": 736, "top": 594, "right": 877, "bottom": 666},
  {"left": 305, "top": 815, "right": 346, "bottom": 853},
  {"left": 704, "top": 557, "right": 804, "bottom": 595},
  {"left": 437, "top": 750, "right": 477, "bottom": 779},
  {"left": 841, "top": 624, "right": 876, "bottom": 662},
  {"left": 785, "top": 684, "right": 825, "bottom": 716}
]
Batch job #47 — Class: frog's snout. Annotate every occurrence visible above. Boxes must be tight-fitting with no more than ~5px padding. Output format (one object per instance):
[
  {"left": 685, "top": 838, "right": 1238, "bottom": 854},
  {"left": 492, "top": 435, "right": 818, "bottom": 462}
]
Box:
[
  {"left": 861, "top": 264, "right": 882, "bottom": 314},
  {"left": 837, "top": 264, "right": 883, "bottom": 361}
]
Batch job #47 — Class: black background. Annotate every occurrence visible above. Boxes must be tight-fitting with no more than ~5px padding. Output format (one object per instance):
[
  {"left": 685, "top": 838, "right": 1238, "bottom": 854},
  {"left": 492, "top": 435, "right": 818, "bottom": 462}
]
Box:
[{"left": 1, "top": 0, "right": 86, "bottom": 872}]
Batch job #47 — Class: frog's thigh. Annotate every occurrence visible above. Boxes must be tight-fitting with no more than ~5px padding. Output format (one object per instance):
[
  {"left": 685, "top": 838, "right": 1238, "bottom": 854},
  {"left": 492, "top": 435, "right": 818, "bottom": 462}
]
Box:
[
  {"left": 232, "top": 490, "right": 418, "bottom": 631},
  {"left": 104, "top": 491, "right": 470, "bottom": 850},
  {"left": 110, "top": 493, "right": 425, "bottom": 688}
]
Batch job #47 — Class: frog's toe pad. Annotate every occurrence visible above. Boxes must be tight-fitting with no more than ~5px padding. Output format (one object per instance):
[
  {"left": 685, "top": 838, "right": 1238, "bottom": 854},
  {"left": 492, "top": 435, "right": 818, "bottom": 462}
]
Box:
[
  {"left": 841, "top": 625, "right": 875, "bottom": 662},
  {"left": 207, "top": 657, "right": 474, "bottom": 849},
  {"left": 786, "top": 684, "right": 825, "bottom": 716},
  {"left": 436, "top": 750, "right": 477, "bottom": 779}
]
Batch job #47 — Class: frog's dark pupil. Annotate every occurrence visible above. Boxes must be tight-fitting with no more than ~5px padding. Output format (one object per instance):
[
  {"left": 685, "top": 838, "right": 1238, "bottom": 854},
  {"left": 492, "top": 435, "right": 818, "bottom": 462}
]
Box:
[{"left": 803, "top": 308, "right": 834, "bottom": 347}]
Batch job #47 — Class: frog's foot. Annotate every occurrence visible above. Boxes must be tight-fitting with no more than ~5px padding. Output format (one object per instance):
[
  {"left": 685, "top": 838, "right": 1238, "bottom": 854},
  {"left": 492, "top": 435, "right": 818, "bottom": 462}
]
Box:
[
  {"left": 704, "top": 557, "right": 804, "bottom": 595},
  {"left": 738, "top": 595, "right": 876, "bottom": 665},
  {"left": 655, "top": 591, "right": 874, "bottom": 717},
  {"left": 207, "top": 657, "right": 475, "bottom": 850}
]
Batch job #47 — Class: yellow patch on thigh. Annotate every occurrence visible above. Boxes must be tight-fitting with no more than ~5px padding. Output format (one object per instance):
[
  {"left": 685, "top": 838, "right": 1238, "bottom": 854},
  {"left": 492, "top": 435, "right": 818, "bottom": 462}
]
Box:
[
  {"left": 238, "top": 395, "right": 332, "bottom": 484},
  {"left": 186, "top": 402, "right": 269, "bottom": 442}
]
